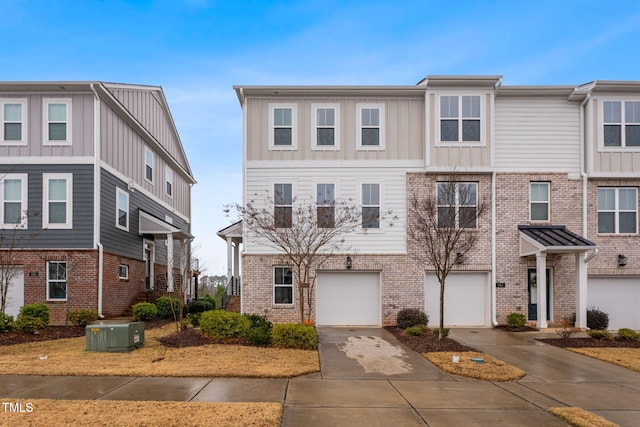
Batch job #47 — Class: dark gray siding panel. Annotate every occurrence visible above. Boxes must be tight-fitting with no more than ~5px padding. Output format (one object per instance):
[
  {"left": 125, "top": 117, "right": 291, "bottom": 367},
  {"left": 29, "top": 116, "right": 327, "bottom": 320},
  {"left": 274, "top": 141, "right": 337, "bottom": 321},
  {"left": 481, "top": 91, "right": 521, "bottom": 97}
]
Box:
[{"left": 0, "top": 164, "right": 94, "bottom": 249}]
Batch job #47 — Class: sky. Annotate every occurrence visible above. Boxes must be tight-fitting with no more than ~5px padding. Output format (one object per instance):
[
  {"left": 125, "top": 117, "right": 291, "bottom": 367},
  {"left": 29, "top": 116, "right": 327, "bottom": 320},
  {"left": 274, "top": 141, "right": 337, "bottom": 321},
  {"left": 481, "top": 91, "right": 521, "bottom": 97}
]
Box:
[{"left": 3, "top": 0, "right": 640, "bottom": 275}]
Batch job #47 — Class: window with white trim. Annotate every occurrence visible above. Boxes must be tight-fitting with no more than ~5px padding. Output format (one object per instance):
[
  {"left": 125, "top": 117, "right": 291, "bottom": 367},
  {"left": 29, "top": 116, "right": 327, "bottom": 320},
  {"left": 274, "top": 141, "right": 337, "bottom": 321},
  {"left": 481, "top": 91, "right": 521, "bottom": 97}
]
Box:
[
  {"left": 1, "top": 174, "right": 28, "bottom": 228},
  {"left": 598, "top": 187, "right": 637, "bottom": 234},
  {"left": 118, "top": 264, "right": 129, "bottom": 280},
  {"left": 440, "top": 95, "right": 481, "bottom": 142},
  {"left": 145, "top": 147, "right": 154, "bottom": 182},
  {"left": 47, "top": 261, "right": 67, "bottom": 300},
  {"left": 317, "top": 183, "right": 335, "bottom": 228},
  {"left": 165, "top": 168, "right": 173, "bottom": 197},
  {"left": 269, "top": 104, "right": 297, "bottom": 149},
  {"left": 313, "top": 105, "right": 339, "bottom": 148},
  {"left": 530, "top": 182, "right": 550, "bottom": 221},
  {"left": 362, "top": 183, "right": 380, "bottom": 229},
  {"left": 274, "top": 183, "right": 292, "bottom": 228},
  {"left": 1, "top": 99, "right": 27, "bottom": 144},
  {"left": 273, "top": 266, "right": 293, "bottom": 305},
  {"left": 603, "top": 101, "right": 640, "bottom": 147},
  {"left": 43, "top": 173, "right": 72, "bottom": 229},
  {"left": 437, "top": 182, "right": 478, "bottom": 228},
  {"left": 116, "top": 187, "right": 129, "bottom": 231},
  {"left": 43, "top": 99, "right": 72, "bottom": 144},
  {"left": 357, "top": 104, "right": 384, "bottom": 148}
]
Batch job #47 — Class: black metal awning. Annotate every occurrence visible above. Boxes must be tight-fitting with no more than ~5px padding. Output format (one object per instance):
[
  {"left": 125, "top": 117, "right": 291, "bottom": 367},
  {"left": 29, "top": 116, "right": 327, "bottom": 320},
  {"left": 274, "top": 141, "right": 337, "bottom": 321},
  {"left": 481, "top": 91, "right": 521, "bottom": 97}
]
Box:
[{"left": 518, "top": 225, "right": 596, "bottom": 256}]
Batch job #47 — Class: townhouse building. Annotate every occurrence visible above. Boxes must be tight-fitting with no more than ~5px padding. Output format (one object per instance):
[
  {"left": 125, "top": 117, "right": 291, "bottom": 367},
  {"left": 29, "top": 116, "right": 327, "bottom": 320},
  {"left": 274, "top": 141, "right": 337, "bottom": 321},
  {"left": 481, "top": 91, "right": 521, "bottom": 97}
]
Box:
[
  {"left": 1, "top": 82, "right": 195, "bottom": 324},
  {"left": 232, "top": 76, "right": 640, "bottom": 330}
]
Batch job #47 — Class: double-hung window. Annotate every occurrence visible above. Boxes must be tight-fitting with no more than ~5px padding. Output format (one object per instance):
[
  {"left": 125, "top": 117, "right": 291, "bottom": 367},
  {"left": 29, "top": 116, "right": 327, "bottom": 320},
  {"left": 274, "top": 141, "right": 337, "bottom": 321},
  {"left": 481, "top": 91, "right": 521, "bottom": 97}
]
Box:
[
  {"left": 116, "top": 187, "right": 129, "bottom": 231},
  {"left": 273, "top": 266, "right": 293, "bottom": 305},
  {"left": 598, "top": 187, "right": 637, "bottom": 234},
  {"left": 357, "top": 104, "right": 384, "bottom": 149},
  {"left": 313, "top": 105, "right": 339, "bottom": 148},
  {"left": 1, "top": 99, "right": 27, "bottom": 144},
  {"left": 43, "top": 173, "right": 72, "bottom": 229},
  {"left": 440, "top": 95, "right": 481, "bottom": 142},
  {"left": 1, "top": 174, "right": 28, "bottom": 228},
  {"left": 317, "top": 183, "right": 335, "bottom": 228},
  {"left": 47, "top": 261, "right": 67, "bottom": 300},
  {"left": 603, "top": 101, "right": 640, "bottom": 147},
  {"left": 165, "top": 168, "right": 173, "bottom": 197},
  {"left": 145, "top": 147, "right": 154, "bottom": 182},
  {"left": 274, "top": 183, "right": 292, "bottom": 228},
  {"left": 362, "top": 183, "right": 380, "bottom": 229},
  {"left": 530, "top": 182, "right": 550, "bottom": 221},
  {"left": 437, "top": 182, "right": 478, "bottom": 228},
  {"left": 269, "top": 104, "right": 297, "bottom": 149},
  {"left": 43, "top": 99, "right": 71, "bottom": 144}
]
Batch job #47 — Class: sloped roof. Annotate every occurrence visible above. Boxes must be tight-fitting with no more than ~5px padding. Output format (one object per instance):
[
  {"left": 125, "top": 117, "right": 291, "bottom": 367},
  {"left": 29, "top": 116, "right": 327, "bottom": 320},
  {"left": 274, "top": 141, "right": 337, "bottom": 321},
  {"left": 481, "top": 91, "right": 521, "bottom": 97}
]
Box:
[{"left": 518, "top": 225, "right": 595, "bottom": 257}]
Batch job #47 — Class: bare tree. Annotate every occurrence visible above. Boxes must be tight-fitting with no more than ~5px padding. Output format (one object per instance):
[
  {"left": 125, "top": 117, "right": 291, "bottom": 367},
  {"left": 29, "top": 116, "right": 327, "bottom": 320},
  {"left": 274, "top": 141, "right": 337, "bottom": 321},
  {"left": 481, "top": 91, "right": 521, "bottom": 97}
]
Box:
[
  {"left": 407, "top": 178, "right": 488, "bottom": 339},
  {"left": 234, "top": 191, "right": 363, "bottom": 324}
]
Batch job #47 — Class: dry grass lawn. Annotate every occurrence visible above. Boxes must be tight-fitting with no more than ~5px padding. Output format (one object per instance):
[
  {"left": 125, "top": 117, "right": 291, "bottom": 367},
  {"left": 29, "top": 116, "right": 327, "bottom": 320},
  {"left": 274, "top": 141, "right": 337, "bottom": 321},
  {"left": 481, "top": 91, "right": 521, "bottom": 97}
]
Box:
[
  {"left": 0, "top": 399, "right": 282, "bottom": 427},
  {"left": 0, "top": 324, "right": 319, "bottom": 377},
  {"left": 424, "top": 351, "right": 525, "bottom": 381},
  {"left": 548, "top": 407, "right": 619, "bottom": 427},
  {"left": 567, "top": 347, "right": 640, "bottom": 373}
]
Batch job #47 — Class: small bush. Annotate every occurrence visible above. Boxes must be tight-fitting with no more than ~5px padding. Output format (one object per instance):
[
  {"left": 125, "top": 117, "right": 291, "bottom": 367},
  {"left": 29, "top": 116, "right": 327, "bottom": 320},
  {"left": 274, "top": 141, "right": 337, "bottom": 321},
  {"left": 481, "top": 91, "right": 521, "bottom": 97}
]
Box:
[
  {"left": 199, "top": 310, "right": 250, "bottom": 340},
  {"left": 185, "top": 299, "right": 214, "bottom": 315},
  {"left": 14, "top": 315, "right": 47, "bottom": 334},
  {"left": 132, "top": 302, "right": 157, "bottom": 321},
  {"left": 433, "top": 327, "right": 450, "bottom": 338},
  {"left": 617, "top": 328, "right": 640, "bottom": 342},
  {"left": 67, "top": 309, "right": 99, "bottom": 327},
  {"left": 506, "top": 312, "right": 526, "bottom": 329},
  {"left": 0, "top": 314, "right": 14, "bottom": 332},
  {"left": 19, "top": 303, "right": 50, "bottom": 327},
  {"left": 155, "top": 296, "right": 181, "bottom": 319},
  {"left": 243, "top": 314, "right": 273, "bottom": 345},
  {"left": 271, "top": 323, "right": 317, "bottom": 349},
  {"left": 396, "top": 308, "right": 428, "bottom": 329},
  {"left": 587, "top": 329, "right": 612, "bottom": 340},
  {"left": 406, "top": 325, "right": 427, "bottom": 336},
  {"left": 202, "top": 294, "right": 216, "bottom": 310},
  {"left": 587, "top": 307, "right": 609, "bottom": 330}
]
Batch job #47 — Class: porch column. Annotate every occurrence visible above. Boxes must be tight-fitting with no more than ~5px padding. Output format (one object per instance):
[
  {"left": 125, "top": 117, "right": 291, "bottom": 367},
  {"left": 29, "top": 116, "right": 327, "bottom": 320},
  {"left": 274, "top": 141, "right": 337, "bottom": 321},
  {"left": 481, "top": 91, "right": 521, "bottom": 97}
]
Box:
[
  {"left": 575, "top": 252, "right": 588, "bottom": 328},
  {"left": 233, "top": 240, "right": 240, "bottom": 278},
  {"left": 536, "top": 252, "right": 548, "bottom": 329},
  {"left": 226, "top": 237, "right": 233, "bottom": 280},
  {"left": 167, "top": 233, "right": 174, "bottom": 292}
]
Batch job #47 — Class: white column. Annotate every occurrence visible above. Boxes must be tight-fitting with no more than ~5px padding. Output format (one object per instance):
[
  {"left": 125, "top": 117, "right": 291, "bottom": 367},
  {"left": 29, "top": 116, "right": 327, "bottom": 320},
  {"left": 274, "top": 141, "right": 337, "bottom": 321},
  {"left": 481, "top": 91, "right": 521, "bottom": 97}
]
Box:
[
  {"left": 167, "top": 233, "right": 174, "bottom": 292},
  {"left": 536, "top": 252, "right": 548, "bottom": 329},
  {"left": 575, "top": 252, "right": 588, "bottom": 328},
  {"left": 233, "top": 240, "right": 240, "bottom": 278},
  {"left": 226, "top": 237, "right": 233, "bottom": 280}
]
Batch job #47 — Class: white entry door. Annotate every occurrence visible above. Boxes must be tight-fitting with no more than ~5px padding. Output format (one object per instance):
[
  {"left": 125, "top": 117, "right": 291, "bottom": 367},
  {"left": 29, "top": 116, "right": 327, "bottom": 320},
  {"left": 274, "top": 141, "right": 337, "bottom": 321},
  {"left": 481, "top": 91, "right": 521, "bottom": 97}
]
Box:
[
  {"left": 4, "top": 267, "right": 24, "bottom": 318},
  {"left": 316, "top": 272, "right": 380, "bottom": 326},
  {"left": 425, "top": 272, "right": 490, "bottom": 327}
]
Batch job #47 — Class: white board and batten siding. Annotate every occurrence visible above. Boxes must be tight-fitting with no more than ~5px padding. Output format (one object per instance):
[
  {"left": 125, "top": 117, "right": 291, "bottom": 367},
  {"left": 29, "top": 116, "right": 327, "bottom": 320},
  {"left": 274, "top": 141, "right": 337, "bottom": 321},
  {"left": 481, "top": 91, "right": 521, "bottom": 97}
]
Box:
[{"left": 494, "top": 97, "right": 581, "bottom": 173}]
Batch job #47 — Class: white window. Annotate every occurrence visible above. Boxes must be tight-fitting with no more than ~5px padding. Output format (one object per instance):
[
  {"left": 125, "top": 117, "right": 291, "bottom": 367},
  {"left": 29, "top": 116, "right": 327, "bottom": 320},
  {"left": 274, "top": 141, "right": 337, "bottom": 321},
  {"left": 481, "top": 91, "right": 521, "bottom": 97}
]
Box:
[
  {"left": 362, "top": 183, "right": 380, "bottom": 229},
  {"left": 43, "top": 173, "right": 72, "bottom": 229},
  {"left": 598, "top": 187, "right": 637, "bottom": 234},
  {"left": 312, "top": 104, "right": 339, "bottom": 149},
  {"left": 439, "top": 95, "right": 481, "bottom": 142},
  {"left": 269, "top": 104, "right": 297, "bottom": 149},
  {"left": 116, "top": 187, "right": 129, "bottom": 231},
  {"left": 603, "top": 101, "right": 640, "bottom": 147},
  {"left": 437, "top": 182, "right": 478, "bottom": 228},
  {"left": 145, "top": 147, "right": 154, "bottom": 183},
  {"left": 0, "top": 174, "right": 28, "bottom": 228},
  {"left": 274, "top": 183, "right": 292, "bottom": 228},
  {"left": 165, "top": 168, "right": 173, "bottom": 197},
  {"left": 43, "top": 99, "right": 72, "bottom": 145},
  {"left": 118, "top": 264, "right": 129, "bottom": 280},
  {"left": 273, "top": 266, "right": 293, "bottom": 305},
  {"left": 530, "top": 182, "right": 550, "bottom": 222},
  {"left": 357, "top": 104, "right": 384, "bottom": 149},
  {"left": 47, "top": 261, "right": 67, "bottom": 300},
  {"left": 317, "top": 183, "right": 335, "bottom": 228},
  {"left": 1, "top": 99, "right": 27, "bottom": 144}
]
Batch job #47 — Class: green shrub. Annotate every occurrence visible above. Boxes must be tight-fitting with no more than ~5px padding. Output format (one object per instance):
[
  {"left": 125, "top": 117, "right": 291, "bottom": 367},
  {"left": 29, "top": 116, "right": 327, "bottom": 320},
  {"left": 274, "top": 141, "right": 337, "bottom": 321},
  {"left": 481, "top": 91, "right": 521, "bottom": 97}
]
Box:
[
  {"left": 186, "top": 299, "right": 214, "bottom": 315},
  {"left": 433, "top": 327, "right": 450, "bottom": 338},
  {"left": 67, "top": 309, "right": 100, "bottom": 327},
  {"left": 19, "top": 303, "right": 50, "bottom": 327},
  {"left": 271, "top": 324, "right": 317, "bottom": 350},
  {"left": 14, "top": 315, "right": 46, "bottom": 334},
  {"left": 202, "top": 294, "right": 216, "bottom": 310},
  {"left": 587, "top": 307, "right": 609, "bottom": 331},
  {"left": 0, "top": 313, "right": 14, "bottom": 332},
  {"left": 406, "top": 325, "right": 427, "bottom": 336},
  {"left": 155, "top": 296, "right": 181, "bottom": 319},
  {"left": 587, "top": 329, "right": 612, "bottom": 340},
  {"left": 199, "top": 310, "right": 250, "bottom": 340},
  {"left": 243, "top": 314, "right": 273, "bottom": 345},
  {"left": 396, "top": 308, "right": 428, "bottom": 329},
  {"left": 132, "top": 302, "right": 157, "bottom": 321},
  {"left": 506, "top": 312, "right": 526, "bottom": 329},
  {"left": 617, "top": 328, "right": 640, "bottom": 342}
]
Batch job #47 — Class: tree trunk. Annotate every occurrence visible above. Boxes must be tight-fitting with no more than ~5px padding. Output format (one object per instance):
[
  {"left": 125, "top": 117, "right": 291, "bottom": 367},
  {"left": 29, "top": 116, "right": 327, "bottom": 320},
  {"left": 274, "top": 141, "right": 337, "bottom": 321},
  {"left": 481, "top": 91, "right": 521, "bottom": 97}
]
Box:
[
  {"left": 298, "top": 285, "right": 305, "bottom": 324},
  {"left": 439, "top": 278, "right": 445, "bottom": 340}
]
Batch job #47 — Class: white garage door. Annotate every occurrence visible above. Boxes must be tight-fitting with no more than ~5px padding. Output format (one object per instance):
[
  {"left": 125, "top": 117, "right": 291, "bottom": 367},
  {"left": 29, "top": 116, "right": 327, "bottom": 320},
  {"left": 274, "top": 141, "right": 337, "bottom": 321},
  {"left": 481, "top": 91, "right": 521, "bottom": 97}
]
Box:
[
  {"left": 425, "top": 272, "right": 490, "bottom": 327},
  {"left": 588, "top": 277, "right": 640, "bottom": 330},
  {"left": 4, "top": 267, "right": 24, "bottom": 318},
  {"left": 316, "top": 272, "right": 380, "bottom": 326}
]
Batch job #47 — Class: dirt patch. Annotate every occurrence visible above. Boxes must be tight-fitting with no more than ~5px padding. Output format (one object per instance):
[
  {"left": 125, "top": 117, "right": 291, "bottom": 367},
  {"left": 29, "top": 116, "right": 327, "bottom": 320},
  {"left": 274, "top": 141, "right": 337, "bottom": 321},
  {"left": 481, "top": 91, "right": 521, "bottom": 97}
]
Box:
[{"left": 385, "top": 327, "right": 476, "bottom": 353}]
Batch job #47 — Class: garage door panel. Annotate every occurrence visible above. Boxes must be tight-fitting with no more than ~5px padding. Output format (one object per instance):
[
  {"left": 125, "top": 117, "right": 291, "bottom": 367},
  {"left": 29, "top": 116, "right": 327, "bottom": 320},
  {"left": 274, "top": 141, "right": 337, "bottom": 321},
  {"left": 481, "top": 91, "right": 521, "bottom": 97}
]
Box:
[
  {"left": 588, "top": 278, "right": 640, "bottom": 330},
  {"left": 425, "top": 273, "right": 489, "bottom": 327},
  {"left": 316, "top": 272, "right": 380, "bottom": 326},
  {"left": 5, "top": 267, "right": 24, "bottom": 318}
]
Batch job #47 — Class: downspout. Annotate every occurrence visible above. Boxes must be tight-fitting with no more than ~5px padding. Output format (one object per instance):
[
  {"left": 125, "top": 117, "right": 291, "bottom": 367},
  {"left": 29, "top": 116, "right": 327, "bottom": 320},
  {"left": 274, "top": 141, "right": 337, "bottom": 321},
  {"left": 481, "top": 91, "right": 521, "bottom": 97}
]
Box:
[
  {"left": 579, "top": 92, "right": 598, "bottom": 263},
  {"left": 90, "top": 83, "right": 104, "bottom": 318},
  {"left": 491, "top": 78, "right": 501, "bottom": 326},
  {"left": 240, "top": 87, "right": 247, "bottom": 315}
]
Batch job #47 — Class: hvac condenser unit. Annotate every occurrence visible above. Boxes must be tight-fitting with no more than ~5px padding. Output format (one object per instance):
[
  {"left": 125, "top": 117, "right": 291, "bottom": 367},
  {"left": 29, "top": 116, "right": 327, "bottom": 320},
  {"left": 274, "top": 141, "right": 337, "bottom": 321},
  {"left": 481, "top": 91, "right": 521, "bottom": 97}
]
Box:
[{"left": 85, "top": 321, "right": 145, "bottom": 352}]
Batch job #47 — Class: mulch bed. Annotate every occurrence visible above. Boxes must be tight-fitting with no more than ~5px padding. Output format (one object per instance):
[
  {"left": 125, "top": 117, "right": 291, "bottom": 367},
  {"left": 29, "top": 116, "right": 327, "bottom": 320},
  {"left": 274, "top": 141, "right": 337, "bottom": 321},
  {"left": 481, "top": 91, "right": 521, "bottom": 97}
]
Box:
[
  {"left": 385, "top": 326, "right": 476, "bottom": 353},
  {"left": 494, "top": 325, "right": 539, "bottom": 332},
  {"left": 538, "top": 338, "right": 640, "bottom": 348}
]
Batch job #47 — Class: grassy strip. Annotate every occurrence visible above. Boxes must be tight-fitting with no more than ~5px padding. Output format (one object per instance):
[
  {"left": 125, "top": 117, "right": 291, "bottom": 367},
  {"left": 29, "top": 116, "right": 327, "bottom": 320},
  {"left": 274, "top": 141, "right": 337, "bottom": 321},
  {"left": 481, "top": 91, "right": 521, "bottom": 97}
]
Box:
[
  {"left": 424, "top": 351, "right": 525, "bottom": 381},
  {"left": 567, "top": 348, "right": 640, "bottom": 373},
  {"left": 548, "top": 407, "right": 619, "bottom": 427}
]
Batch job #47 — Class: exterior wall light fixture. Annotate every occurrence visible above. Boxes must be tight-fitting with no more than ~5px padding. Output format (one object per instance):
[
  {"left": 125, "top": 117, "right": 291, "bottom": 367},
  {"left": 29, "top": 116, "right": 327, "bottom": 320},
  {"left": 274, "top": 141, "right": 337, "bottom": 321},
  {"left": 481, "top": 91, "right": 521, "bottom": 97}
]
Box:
[
  {"left": 618, "top": 254, "right": 627, "bottom": 267},
  {"left": 346, "top": 256, "right": 352, "bottom": 269}
]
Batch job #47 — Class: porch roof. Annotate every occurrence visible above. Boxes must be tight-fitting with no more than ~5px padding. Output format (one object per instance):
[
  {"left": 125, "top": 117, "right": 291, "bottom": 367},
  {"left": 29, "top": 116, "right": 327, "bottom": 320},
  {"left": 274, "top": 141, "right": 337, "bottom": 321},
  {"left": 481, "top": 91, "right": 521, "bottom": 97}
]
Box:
[
  {"left": 217, "top": 220, "right": 243, "bottom": 242},
  {"left": 519, "top": 225, "right": 596, "bottom": 257},
  {"left": 139, "top": 210, "right": 192, "bottom": 240}
]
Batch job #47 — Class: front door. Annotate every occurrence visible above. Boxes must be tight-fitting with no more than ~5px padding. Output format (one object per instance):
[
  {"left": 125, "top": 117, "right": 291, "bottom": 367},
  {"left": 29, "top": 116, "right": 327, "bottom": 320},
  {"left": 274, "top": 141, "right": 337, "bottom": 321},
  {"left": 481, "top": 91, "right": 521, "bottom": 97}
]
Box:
[
  {"left": 528, "top": 268, "right": 551, "bottom": 321},
  {"left": 144, "top": 242, "right": 153, "bottom": 290}
]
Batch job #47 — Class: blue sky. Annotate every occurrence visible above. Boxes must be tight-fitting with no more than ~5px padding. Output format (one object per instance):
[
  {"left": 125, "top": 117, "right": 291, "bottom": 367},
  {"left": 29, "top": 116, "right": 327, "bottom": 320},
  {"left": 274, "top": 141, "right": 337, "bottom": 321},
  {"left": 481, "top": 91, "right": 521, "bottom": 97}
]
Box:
[{"left": 4, "top": 0, "right": 640, "bottom": 274}]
